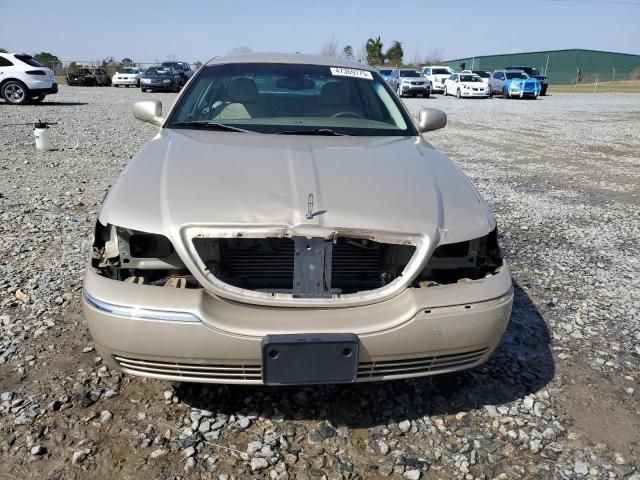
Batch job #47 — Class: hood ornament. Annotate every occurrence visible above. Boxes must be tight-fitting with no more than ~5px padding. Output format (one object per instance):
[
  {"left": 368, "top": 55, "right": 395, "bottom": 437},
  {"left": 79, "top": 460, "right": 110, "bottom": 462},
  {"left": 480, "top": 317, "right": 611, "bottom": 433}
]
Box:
[{"left": 306, "top": 193, "right": 327, "bottom": 220}]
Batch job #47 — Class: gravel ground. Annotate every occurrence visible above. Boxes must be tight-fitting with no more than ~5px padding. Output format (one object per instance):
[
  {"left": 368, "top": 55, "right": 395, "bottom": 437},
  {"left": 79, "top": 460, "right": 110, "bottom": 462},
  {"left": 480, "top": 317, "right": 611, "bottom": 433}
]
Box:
[{"left": 0, "top": 86, "right": 639, "bottom": 480}]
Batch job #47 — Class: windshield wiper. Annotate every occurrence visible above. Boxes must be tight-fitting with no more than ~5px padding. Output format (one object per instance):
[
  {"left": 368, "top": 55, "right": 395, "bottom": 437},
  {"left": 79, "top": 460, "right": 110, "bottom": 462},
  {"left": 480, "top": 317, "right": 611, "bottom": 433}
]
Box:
[
  {"left": 170, "top": 121, "right": 255, "bottom": 133},
  {"left": 274, "top": 128, "right": 352, "bottom": 136}
]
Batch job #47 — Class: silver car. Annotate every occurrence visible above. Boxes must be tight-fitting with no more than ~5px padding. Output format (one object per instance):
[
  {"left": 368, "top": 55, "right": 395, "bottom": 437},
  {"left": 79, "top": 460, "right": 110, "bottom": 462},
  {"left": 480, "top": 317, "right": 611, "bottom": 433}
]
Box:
[
  {"left": 388, "top": 69, "right": 431, "bottom": 98},
  {"left": 83, "top": 53, "right": 513, "bottom": 385}
]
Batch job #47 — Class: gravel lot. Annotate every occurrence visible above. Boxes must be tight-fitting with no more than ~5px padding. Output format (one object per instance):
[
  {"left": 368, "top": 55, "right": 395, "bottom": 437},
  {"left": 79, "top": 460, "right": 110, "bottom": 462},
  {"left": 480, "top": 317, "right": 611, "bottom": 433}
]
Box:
[{"left": 0, "top": 86, "right": 639, "bottom": 480}]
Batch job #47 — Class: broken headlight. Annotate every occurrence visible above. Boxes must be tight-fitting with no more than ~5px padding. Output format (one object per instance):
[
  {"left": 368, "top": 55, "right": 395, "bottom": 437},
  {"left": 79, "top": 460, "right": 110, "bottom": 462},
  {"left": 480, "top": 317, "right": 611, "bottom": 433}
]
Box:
[{"left": 416, "top": 228, "right": 503, "bottom": 286}]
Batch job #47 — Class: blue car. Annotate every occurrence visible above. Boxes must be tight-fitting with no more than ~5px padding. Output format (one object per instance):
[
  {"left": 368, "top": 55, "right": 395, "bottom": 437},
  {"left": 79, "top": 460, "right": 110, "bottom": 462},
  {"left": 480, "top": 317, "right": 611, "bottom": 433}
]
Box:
[
  {"left": 489, "top": 69, "right": 541, "bottom": 99},
  {"left": 377, "top": 68, "right": 393, "bottom": 82}
]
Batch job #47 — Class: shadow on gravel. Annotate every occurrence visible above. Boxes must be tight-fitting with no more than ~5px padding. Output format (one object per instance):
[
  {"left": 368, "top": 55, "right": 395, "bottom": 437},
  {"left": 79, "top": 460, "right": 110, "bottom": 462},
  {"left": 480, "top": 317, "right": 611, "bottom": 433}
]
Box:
[{"left": 177, "top": 282, "right": 554, "bottom": 428}]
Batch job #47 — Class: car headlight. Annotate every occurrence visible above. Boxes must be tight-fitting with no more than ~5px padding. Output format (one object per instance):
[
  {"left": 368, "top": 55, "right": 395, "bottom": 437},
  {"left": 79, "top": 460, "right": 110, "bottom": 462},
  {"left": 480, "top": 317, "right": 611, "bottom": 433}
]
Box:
[
  {"left": 163, "top": 79, "right": 171, "bottom": 83},
  {"left": 142, "top": 79, "right": 150, "bottom": 83}
]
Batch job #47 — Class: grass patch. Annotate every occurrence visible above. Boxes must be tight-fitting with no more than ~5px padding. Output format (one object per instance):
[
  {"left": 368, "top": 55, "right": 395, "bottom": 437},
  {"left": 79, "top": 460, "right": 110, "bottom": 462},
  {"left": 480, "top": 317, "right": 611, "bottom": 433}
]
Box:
[{"left": 551, "top": 80, "right": 640, "bottom": 93}]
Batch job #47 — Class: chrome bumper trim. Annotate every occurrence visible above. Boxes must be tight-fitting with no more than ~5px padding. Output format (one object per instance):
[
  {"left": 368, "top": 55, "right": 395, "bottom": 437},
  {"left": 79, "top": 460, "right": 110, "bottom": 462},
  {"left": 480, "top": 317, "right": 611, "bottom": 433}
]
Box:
[{"left": 82, "top": 287, "right": 201, "bottom": 323}]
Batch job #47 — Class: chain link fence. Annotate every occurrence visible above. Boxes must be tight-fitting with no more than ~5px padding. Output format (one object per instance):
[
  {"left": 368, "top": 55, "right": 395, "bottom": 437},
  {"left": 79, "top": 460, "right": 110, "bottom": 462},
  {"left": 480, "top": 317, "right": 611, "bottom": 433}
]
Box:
[{"left": 40, "top": 60, "right": 200, "bottom": 81}]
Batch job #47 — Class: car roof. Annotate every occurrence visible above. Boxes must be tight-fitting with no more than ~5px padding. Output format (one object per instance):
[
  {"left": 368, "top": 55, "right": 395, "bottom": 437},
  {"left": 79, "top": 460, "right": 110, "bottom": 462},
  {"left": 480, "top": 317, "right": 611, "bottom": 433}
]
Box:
[{"left": 205, "top": 53, "right": 374, "bottom": 71}]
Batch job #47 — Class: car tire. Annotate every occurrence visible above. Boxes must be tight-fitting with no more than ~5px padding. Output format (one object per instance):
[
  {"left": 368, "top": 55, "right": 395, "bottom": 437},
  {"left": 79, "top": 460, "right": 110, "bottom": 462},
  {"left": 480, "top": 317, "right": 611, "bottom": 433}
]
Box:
[
  {"left": 141, "top": 88, "right": 146, "bottom": 93},
  {"left": 29, "top": 95, "right": 46, "bottom": 104},
  {"left": 443, "top": 86, "right": 447, "bottom": 96},
  {"left": 488, "top": 86, "right": 493, "bottom": 97},
  {"left": 503, "top": 87, "right": 510, "bottom": 99},
  {"left": 1, "top": 80, "right": 29, "bottom": 105},
  {"left": 423, "top": 91, "right": 430, "bottom": 98},
  {"left": 541, "top": 86, "right": 547, "bottom": 96},
  {"left": 396, "top": 85, "right": 402, "bottom": 98},
  {"left": 456, "top": 88, "right": 461, "bottom": 99}
]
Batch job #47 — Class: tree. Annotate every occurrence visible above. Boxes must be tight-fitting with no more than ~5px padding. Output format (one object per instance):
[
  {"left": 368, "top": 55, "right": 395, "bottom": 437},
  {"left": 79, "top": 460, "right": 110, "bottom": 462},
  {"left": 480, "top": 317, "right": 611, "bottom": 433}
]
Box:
[
  {"left": 320, "top": 36, "right": 338, "bottom": 57},
  {"left": 194, "top": 61, "right": 203, "bottom": 70},
  {"left": 385, "top": 41, "right": 403, "bottom": 66},
  {"left": 343, "top": 45, "right": 354, "bottom": 59},
  {"left": 121, "top": 57, "right": 134, "bottom": 66},
  {"left": 365, "top": 37, "right": 384, "bottom": 65},
  {"left": 228, "top": 46, "right": 252, "bottom": 56},
  {"left": 33, "top": 52, "right": 61, "bottom": 69}
]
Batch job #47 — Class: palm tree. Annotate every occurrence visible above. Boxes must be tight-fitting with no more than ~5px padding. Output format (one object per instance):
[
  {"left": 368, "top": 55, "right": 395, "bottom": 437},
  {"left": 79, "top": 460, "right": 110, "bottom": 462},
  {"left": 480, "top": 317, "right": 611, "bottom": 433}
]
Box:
[{"left": 365, "top": 37, "right": 384, "bottom": 65}]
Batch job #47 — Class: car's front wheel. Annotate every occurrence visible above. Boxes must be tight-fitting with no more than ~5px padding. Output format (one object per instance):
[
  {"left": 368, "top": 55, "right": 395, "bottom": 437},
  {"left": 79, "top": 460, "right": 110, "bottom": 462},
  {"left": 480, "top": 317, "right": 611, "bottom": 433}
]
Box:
[
  {"left": 396, "top": 85, "right": 403, "bottom": 98},
  {"left": 423, "top": 91, "right": 430, "bottom": 98},
  {"left": 503, "top": 87, "right": 510, "bottom": 98},
  {"left": 1, "top": 80, "right": 29, "bottom": 105},
  {"left": 456, "top": 88, "right": 461, "bottom": 99},
  {"left": 443, "top": 86, "right": 447, "bottom": 96}
]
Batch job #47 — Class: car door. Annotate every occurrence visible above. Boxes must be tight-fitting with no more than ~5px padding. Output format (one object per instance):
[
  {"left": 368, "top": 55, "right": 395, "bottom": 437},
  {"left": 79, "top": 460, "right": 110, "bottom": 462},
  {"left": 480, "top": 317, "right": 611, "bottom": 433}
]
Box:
[
  {"left": 491, "top": 72, "right": 502, "bottom": 92},
  {"left": 0, "top": 54, "right": 15, "bottom": 83},
  {"left": 445, "top": 74, "right": 456, "bottom": 94}
]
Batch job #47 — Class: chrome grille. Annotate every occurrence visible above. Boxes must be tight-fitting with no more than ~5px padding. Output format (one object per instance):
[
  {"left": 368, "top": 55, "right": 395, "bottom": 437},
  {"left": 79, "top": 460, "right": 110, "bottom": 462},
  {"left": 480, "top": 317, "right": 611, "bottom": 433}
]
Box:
[
  {"left": 114, "top": 356, "right": 262, "bottom": 381},
  {"left": 357, "top": 348, "right": 488, "bottom": 378}
]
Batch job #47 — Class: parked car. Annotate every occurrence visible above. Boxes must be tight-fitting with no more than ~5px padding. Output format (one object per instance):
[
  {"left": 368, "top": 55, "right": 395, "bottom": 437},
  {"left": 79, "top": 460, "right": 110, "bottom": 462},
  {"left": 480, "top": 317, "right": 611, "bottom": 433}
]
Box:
[
  {"left": 421, "top": 65, "right": 454, "bottom": 94},
  {"left": 112, "top": 67, "right": 143, "bottom": 87},
  {"left": 377, "top": 68, "right": 393, "bottom": 82},
  {"left": 66, "top": 67, "right": 111, "bottom": 86},
  {"left": 161, "top": 61, "right": 193, "bottom": 86},
  {"left": 444, "top": 73, "right": 490, "bottom": 98},
  {"left": 461, "top": 69, "right": 491, "bottom": 84},
  {"left": 83, "top": 53, "right": 513, "bottom": 386},
  {"left": 139, "top": 66, "right": 182, "bottom": 92},
  {"left": 0, "top": 52, "right": 58, "bottom": 104},
  {"left": 490, "top": 69, "right": 541, "bottom": 99},
  {"left": 388, "top": 69, "right": 431, "bottom": 97},
  {"left": 505, "top": 65, "right": 548, "bottom": 95}
]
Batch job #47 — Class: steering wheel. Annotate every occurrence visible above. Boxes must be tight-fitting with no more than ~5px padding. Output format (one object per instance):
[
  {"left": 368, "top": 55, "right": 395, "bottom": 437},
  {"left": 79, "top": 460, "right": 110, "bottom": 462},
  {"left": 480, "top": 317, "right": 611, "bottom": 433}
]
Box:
[{"left": 331, "top": 111, "right": 363, "bottom": 119}]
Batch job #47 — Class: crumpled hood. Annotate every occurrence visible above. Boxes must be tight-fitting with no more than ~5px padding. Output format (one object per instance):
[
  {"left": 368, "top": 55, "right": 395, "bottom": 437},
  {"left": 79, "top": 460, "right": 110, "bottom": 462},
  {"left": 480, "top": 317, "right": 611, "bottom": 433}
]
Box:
[{"left": 100, "top": 130, "right": 494, "bottom": 246}]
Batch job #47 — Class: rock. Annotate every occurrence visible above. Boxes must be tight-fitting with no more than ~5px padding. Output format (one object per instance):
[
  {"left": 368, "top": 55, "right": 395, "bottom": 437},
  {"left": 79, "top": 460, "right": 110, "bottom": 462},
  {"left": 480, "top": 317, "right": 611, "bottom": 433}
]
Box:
[
  {"left": 150, "top": 449, "right": 167, "bottom": 459},
  {"left": 182, "top": 446, "right": 196, "bottom": 458},
  {"left": 613, "top": 452, "right": 627, "bottom": 465},
  {"left": 30, "top": 445, "right": 46, "bottom": 456},
  {"left": 163, "top": 390, "right": 173, "bottom": 401},
  {"left": 403, "top": 470, "right": 421, "bottom": 480},
  {"left": 100, "top": 410, "right": 113, "bottom": 423},
  {"left": 542, "top": 428, "right": 556, "bottom": 441},
  {"left": 541, "top": 442, "right": 563, "bottom": 461},
  {"left": 251, "top": 457, "right": 269, "bottom": 472},
  {"left": 184, "top": 457, "right": 196, "bottom": 471},
  {"left": 82, "top": 346, "right": 94, "bottom": 353},
  {"left": 378, "top": 440, "right": 390, "bottom": 455},
  {"left": 307, "top": 429, "right": 323, "bottom": 444},
  {"left": 574, "top": 460, "right": 589, "bottom": 475},
  {"left": 72, "top": 450, "right": 89, "bottom": 464},
  {"left": 398, "top": 420, "right": 411, "bottom": 433},
  {"left": 247, "top": 440, "right": 262, "bottom": 454},
  {"left": 237, "top": 417, "right": 251, "bottom": 429}
]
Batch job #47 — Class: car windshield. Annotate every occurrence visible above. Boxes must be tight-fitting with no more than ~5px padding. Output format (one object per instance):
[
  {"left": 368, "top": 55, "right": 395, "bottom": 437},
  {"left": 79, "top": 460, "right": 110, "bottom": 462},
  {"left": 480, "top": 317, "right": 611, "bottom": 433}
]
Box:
[
  {"left": 120, "top": 68, "right": 138, "bottom": 74},
  {"left": 167, "top": 63, "right": 414, "bottom": 136},
  {"left": 163, "top": 62, "right": 186, "bottom": 70},
  {"left": 146, "top": 67, "right": 172, "bottom": 76},
  {"left": 473, "top": 71, "right": 491, "bottom": 78},
  {"left": 506, "top": 72, "right": 528, "bottom": 79},
  {"left": 379, "top": 69, "right": 392, "bottom": 75},
  {"left": 460, "top": 75, "right": 482, "bottom": 82},
  {"left": 432, "top": 68, "right": 452, "bottom": 75},
  {"left": 15, "top": 54, "right": 45, "bottom": 68},
  {"left": 399, "top": 70, "right": 421, "bottom": 77}
]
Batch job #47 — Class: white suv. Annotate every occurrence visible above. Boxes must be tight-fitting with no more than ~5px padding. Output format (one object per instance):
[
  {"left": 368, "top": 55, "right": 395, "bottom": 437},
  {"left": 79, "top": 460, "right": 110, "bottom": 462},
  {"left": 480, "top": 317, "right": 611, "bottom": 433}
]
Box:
[
  {"left": 0, "top": 52, "right": 58, "bottom": 105},
  {"left": 421, "top": 65, "right": 454, "bottom": 94}
]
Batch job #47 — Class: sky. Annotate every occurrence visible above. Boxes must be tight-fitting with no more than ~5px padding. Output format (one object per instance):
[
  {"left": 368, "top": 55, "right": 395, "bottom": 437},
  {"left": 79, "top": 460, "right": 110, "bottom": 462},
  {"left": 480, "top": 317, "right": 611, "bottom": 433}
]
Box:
[{"left": 1, "top": 0, "right": 639, "bottom": 64}]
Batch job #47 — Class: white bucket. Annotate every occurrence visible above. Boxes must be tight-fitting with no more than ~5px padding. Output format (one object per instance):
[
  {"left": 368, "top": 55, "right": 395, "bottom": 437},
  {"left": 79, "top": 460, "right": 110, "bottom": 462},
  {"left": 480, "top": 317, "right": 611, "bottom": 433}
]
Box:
[{"left": 34, "top": 126, "right": 51, "bottom": 151}]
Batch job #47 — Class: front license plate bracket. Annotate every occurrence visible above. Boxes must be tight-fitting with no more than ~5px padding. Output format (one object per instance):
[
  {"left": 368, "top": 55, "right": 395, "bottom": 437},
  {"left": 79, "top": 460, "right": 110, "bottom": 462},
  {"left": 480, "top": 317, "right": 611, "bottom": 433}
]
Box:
[{"left": 262, "top": 333, "right": 358, "bottom": 385}]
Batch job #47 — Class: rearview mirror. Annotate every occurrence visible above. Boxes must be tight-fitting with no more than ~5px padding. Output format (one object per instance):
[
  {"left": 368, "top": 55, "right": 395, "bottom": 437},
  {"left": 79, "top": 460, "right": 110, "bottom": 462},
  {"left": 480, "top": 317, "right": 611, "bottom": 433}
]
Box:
[
  {"left": 417, "top": 108, "right": 447, "bottom": 132},
  {"left": 133, "top": 100, "right": 164, "bottom": 126}
]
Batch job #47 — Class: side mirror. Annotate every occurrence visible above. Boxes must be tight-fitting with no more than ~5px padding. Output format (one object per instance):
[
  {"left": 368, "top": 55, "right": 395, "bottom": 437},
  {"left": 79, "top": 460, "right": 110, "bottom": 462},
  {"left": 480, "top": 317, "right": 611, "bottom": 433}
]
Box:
[
  {"left": 417, "top": 108, "right": 447, "bottom": 132},
  {"left": 133, "top": 100, "right": 164, "bottom": 126}
]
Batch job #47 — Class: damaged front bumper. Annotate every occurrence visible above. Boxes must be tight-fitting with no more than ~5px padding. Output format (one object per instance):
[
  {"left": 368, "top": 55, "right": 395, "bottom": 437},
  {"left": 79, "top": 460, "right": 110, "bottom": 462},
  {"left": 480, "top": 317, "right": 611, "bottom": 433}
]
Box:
[{"left": 83, "top": 262, "right": 513, "bottom": 384}]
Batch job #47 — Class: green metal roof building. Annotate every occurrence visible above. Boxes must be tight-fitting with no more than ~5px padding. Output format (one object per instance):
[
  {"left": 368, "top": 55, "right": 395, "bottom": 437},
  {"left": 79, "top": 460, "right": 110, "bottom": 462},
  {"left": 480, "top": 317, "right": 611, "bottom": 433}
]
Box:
[{"left": 446, "top": 49, "right": 640, "bottom": 84}]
